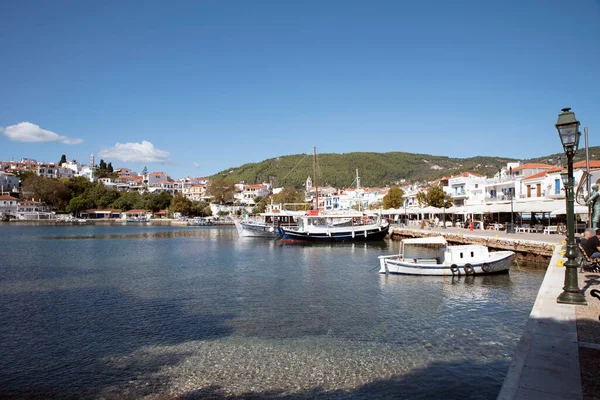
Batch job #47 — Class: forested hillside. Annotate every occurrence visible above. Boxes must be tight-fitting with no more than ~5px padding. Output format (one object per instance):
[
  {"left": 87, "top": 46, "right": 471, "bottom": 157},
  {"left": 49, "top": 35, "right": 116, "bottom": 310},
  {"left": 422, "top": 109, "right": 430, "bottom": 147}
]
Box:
[{"left": 210, "top": 147, "right": 600, "bottom": 189}]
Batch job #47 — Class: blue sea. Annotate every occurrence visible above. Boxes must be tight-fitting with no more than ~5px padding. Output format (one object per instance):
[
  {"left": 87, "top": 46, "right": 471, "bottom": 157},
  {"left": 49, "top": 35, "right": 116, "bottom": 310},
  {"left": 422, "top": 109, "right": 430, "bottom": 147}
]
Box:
[{"left": 0, "top": 224, "right": 546, "bottom": 399}]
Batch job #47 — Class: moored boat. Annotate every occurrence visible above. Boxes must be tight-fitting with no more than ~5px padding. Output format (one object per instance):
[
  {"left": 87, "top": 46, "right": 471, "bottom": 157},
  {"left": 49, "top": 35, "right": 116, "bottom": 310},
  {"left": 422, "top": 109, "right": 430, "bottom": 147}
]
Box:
[
  {"left": 378, "top": 236, "right": 513, "bottom": 276},
  {"left": 277, "top": 212, "right": 389, "bottom": 242},
  {"left": 234, "top": 211, "right": 304, "bottom": 238}
]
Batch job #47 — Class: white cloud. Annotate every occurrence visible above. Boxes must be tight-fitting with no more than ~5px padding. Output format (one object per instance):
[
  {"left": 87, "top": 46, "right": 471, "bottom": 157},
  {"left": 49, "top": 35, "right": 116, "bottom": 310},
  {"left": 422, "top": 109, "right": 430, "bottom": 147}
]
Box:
[
  {"left": 2, "top": 122, "right": 83, "bottom": 144},
  {"left": 192, "top": 162, "right": 200, "bottom": 168},
  {"left": 99, "top": 140, "right": 170, "bottom": 163}
]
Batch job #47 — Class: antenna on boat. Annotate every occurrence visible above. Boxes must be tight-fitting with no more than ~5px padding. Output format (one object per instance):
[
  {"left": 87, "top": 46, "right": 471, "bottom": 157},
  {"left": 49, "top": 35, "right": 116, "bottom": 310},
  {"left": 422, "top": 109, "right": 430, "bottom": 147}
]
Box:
[{"left": 356, "top": 169, "right": 360, "bottom": 189}]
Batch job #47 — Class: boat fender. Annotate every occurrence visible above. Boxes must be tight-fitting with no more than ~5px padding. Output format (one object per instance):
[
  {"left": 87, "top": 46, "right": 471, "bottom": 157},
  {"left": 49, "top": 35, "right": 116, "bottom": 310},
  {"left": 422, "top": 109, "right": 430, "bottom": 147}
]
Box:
[
  {"left": 464, "top": 263, "right": 474, "bottom": 275},
  {"left": 352, "top": 231, "right": 355, "bottom": 239},
  {"left": 450, "top": 264, "right": 459, "bottom": 274},
  {"left": 327, "top": 229, "right": 331, "bottom": 237},
  {"left": 269, "top": 227, "right": 275, "bottom": 233},
  {"left": 364, "top": 230, "right": 367, "bottom": 237},
  {"left": 481, "top": 263, "right": 490, "bottom": 273}
]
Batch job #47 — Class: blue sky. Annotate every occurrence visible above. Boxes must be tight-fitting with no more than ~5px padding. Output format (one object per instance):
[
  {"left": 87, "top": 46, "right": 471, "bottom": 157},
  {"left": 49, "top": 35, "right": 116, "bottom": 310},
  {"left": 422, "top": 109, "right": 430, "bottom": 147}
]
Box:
[{"left": 1, "top": 0, "right": 599, "bottom": 179}]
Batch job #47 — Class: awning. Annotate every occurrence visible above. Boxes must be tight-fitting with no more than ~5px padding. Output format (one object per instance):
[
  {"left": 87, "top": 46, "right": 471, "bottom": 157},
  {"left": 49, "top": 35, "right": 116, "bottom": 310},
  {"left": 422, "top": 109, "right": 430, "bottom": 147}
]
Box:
[
  {"left": 553, "top": 205, "right": 589, "bottom": 215},
  {"left": 513, "top": 200, "right": 562, "bottom": 213}
]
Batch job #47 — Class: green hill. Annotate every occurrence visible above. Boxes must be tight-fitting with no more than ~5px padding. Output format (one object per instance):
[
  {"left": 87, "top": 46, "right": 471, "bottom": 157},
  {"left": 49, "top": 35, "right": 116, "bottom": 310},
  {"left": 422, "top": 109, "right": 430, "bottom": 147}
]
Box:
[{"left": 210, "top": 147, "right": 600, "bottom": 189}]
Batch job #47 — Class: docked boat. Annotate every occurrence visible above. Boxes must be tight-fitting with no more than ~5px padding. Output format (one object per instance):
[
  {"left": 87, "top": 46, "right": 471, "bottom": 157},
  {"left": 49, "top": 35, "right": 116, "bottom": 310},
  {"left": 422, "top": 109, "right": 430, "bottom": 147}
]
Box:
[
  {"left": 189, "top": 217, "right": 214, "bottom": 226},
  {"left": 234, "top": 211, "right": 304, "bottom": 238},
  {"left": 378, "top": 236, "right": 513, "bottom": 275},
  {"left": 277, "top": 211, "right": 390, "bottom": 242}
]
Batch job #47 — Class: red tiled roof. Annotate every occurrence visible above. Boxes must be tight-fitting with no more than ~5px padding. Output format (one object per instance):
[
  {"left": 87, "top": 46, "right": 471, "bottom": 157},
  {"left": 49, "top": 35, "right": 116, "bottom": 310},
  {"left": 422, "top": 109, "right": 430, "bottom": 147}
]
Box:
[
  {"left": 522, "top": 167, "right": 564, "bottom": 181},
  {"left": 453, "top": 172, "right": 484, "bottom": 178},
  {"left": 574, "top": 160, "right": 600, "bottom": 169},
  {"left": 124, "top": 209, "right": 150, "bottom": 214},
  {"left": 0, "top": 195, "right": 18, "bottom": 201},
  {"left": 512, "top": 163, "right": 554, "bottom": 171}
]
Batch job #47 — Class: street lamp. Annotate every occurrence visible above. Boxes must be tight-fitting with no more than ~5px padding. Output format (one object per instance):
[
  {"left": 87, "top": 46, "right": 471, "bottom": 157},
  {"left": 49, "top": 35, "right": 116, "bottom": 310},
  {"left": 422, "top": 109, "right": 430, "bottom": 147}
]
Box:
[
  {"left": 442, "top": 198, "right": 447, "bottom": 229},
  {"left": 556, "top": 107, "right": 587, "bottom": 305},
  {"left": 506, "top": 191, "right": 514, "bottom": 233}
]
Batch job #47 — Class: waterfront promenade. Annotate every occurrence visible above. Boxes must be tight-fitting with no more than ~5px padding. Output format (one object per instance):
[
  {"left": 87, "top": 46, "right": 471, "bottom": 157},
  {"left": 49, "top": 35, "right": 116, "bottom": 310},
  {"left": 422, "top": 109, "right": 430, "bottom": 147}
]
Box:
[{"left": 394, "top": 225, "right": 599, "bottom": 399}]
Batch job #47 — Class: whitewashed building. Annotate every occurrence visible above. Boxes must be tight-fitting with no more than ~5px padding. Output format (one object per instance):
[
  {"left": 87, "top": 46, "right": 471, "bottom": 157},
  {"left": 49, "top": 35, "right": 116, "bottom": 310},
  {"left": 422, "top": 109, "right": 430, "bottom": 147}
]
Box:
[
  {"left": 0, "top": 194, "right": 19, "bottom": 218},
  {"left": 0, "top": 172, "right": 20, "bottom": 193}
]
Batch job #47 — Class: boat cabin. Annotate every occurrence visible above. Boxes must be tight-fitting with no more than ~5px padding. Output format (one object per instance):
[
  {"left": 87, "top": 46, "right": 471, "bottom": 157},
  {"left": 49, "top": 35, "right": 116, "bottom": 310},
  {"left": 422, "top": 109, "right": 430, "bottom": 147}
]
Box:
[
  {"left": 441, "top": 245, "right": 490, "bottom": 264},
  {"left": 401, "top": 236, "right": 490, "bottom": 265}
]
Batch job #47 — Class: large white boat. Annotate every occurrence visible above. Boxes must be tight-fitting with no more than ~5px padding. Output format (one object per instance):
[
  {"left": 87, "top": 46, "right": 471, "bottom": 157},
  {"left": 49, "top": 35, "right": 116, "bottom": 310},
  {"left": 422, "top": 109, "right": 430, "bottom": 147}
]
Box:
[
  {"left": 234, "top": 211, "right": 305, "bottom": 238},
  {"left": 378, "top": 236, "right": 513, "bottom": 276},
  {"left": 277, "top": 211, "right": 390, "bottom": 242}
]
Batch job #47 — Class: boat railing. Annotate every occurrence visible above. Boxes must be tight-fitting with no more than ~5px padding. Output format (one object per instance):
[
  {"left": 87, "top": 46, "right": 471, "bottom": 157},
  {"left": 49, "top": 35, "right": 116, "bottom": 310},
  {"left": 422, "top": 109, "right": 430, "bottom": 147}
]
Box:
[{"left": 378, "top": 254, "right": 403, "bottom": 260}]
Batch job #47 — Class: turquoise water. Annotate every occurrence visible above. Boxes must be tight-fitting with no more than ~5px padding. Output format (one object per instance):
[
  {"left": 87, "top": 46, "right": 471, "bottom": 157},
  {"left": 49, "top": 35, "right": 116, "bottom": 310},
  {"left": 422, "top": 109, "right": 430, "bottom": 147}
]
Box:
[{"left": 0, "top": 224, "right": 546, "bottom": 399}]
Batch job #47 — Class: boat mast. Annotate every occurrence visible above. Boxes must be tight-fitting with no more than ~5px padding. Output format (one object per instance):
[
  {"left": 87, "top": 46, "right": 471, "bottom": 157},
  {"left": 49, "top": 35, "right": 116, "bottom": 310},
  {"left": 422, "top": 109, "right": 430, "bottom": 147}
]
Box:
[
  {"left": 356, "top": 169, "right": 361, "bottom": 211},
  {"left": 314, "top": 147, "right": 319, "bottom": 211}
]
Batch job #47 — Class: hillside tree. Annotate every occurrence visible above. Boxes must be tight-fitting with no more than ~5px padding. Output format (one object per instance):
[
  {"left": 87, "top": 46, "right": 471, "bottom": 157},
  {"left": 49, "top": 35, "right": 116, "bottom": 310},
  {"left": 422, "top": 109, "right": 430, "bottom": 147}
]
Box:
[{"left": 206, "top": 177, "right": 235, "bottom": 204}]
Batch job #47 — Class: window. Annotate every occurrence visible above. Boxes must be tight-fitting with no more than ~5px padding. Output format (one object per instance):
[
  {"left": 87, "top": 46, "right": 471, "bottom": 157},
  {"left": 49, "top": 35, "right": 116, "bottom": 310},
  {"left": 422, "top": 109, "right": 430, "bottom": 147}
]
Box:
[{"left": 555, "top": 179, "right": 560, "bottom": 195}]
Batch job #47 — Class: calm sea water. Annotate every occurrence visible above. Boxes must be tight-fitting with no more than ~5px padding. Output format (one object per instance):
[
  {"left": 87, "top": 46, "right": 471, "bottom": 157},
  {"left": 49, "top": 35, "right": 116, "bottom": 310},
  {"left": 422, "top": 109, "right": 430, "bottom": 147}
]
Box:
[{"left": 0, "top": 224, "right": 546, "bottom": 399}]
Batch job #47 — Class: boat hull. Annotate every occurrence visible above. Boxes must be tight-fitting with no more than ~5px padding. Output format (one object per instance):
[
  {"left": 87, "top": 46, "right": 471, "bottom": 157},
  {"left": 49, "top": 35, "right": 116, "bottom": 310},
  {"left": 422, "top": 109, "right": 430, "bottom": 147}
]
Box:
[
  {"left": 379, "top": 251, "right": 514, "bottom": 276},
  {"left": 278, "top": 224, "right": 389, "bottom": 242},
  {"left": 234, "top": 220, "right": 280, "bottom": 238}
]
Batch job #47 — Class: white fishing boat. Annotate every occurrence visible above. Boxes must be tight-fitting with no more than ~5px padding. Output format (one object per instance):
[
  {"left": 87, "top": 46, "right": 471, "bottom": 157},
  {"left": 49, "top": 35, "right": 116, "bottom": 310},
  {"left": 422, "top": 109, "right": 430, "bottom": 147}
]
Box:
[
  {"left": 234, "top": 211, "right": 305, "bottom": 238},
  {"left": 378, "top": 236, "right": 513, "bottom": 276}
]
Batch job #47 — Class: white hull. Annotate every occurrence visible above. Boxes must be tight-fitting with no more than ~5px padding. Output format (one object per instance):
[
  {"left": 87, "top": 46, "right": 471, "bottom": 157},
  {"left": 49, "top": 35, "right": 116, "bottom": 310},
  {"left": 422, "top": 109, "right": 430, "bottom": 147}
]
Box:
[
  {"left": 379, "top": 251, "right": 513, "bottom": 276},
  {"left": 234, "top": 220, "right": 279, "bottom": 238}
]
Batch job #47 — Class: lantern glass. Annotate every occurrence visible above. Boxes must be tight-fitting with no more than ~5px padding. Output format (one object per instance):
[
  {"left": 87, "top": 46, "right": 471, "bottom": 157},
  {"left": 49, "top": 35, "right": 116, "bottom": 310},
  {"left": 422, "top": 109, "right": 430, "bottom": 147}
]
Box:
[
  {"left": 561, "top": 172, "right": 569, "bottom": 186},
  {"left": 558, "top": 123, "right": 579, "bottom": 148}
]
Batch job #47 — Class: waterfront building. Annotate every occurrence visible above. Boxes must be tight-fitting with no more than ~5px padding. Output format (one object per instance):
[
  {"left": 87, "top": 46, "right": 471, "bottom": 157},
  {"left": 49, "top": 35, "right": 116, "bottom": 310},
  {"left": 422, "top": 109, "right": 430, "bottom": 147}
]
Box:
[
  {"left": 16, "top": 200, "right": 53, "bottom": 220},
  {"left": 123, "top": 209, "right": 152, "bottom": 220},
  {"left": 79, "top": 209, "right": 122, "bottom": 219},
  {"left": 511, "top": 163, "right": 555, "bottom": 180},
  {"left": 448, "top": 172, "right": 487, "bottom": 208},
  {"left": 0, "top": 194, "right": 19, "bottom": 218}
]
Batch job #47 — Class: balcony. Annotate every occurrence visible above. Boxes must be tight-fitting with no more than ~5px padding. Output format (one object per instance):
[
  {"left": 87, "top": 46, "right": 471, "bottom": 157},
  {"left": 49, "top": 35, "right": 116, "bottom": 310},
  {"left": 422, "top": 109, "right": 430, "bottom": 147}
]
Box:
[{"left": 451, "top": 191, "right": 468, "bottom": 199}]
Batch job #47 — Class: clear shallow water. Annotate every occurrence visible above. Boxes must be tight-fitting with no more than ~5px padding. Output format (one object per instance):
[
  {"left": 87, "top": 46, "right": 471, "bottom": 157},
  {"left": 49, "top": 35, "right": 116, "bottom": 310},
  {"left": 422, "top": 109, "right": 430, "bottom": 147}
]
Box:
[{"left": 0, "top": 224, "right": 546, "bottom": 399}]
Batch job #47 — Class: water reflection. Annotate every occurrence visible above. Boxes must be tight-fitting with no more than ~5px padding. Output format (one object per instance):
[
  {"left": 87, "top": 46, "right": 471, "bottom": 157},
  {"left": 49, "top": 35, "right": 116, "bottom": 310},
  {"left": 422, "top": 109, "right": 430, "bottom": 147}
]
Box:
[{"left": 0, "top": 225, "right": 546, "bottom": 398}]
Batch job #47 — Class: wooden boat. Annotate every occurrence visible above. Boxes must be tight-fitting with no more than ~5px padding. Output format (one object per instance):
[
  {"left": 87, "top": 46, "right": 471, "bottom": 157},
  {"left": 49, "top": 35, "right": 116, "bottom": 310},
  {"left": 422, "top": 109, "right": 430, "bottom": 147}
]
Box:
[
  {"left": 277, "top": 211, "right": 389, "bottom": 242},
  {"left": 378, "top": 236, "right": 513, "bottom": 276},
  {"left": 234, "top": 211, "right": 304, "bottom": 238}
]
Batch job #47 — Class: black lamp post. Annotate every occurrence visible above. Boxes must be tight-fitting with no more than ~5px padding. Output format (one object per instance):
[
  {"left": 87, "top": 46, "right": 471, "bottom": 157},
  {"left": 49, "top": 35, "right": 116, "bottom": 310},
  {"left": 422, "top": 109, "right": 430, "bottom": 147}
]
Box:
[
  {"left": 442, "top": 198, "right": 447, "bottom": 229},
  {"left": 556, "top": 107, "right": 587, "bottom": 305}
]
